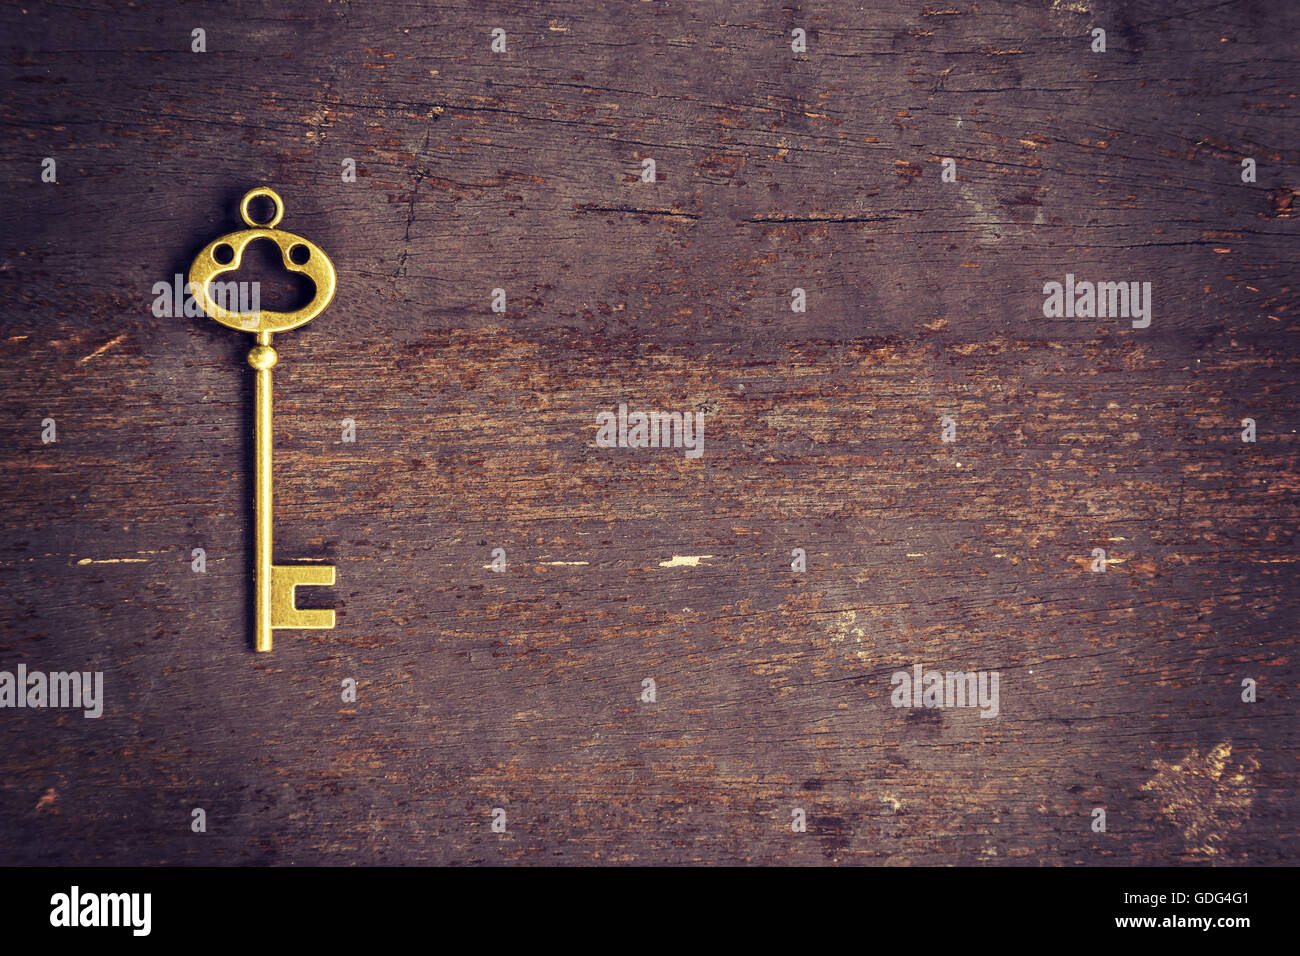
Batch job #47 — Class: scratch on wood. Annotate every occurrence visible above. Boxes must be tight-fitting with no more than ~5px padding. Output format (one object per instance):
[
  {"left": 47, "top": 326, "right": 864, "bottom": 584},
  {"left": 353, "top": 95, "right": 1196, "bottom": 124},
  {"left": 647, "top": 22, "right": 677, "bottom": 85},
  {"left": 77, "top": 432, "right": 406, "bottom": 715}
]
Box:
[
  {"left": 77, "top": 333, "right": 126, "bottom": 364},
  {"left": 657, "top": 555, "right": 715, "bottom": 568},
  {"left": 1140, "top": 742, "right": 1261, "bottom": 856}
]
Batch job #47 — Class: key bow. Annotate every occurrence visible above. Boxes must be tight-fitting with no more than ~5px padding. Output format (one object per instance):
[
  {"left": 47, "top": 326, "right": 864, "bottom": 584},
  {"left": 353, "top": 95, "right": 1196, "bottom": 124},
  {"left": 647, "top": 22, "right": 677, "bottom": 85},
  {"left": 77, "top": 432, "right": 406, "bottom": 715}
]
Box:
[{"left": 188, "top": 186, "right": 337, "bottom": 334}]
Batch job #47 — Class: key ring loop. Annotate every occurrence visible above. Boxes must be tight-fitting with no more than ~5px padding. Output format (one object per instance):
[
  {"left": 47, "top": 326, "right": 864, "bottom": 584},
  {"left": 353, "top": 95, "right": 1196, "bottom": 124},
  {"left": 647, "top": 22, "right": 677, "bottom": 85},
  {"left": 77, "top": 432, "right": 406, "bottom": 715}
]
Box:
[{"left": 239, "top": 186, "right": 285, "bottom": 229}]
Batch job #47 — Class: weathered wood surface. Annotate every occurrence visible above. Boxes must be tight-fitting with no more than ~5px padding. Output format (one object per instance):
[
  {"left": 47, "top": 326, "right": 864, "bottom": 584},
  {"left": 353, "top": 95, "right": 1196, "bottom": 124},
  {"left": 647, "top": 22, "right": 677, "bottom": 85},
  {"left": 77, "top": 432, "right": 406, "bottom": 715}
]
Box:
[{"left": 0, "top": 0, "right": 1296, "bottom": 865}]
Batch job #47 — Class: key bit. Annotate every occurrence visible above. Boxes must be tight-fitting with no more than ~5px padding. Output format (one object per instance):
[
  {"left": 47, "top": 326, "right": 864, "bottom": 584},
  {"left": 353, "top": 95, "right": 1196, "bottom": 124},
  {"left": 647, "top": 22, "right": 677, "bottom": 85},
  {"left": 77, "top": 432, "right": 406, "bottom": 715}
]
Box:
[{"left": 188, "top": 186, "right": 338, "bottom": 652}]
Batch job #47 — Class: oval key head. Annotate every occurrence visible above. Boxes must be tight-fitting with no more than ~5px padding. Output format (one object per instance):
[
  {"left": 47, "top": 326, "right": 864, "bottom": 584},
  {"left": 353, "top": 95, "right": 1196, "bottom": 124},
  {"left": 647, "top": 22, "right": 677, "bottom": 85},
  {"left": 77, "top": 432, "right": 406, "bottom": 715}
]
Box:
[{"left": 188, "top": 187, "right": 336, "bottom": 335}]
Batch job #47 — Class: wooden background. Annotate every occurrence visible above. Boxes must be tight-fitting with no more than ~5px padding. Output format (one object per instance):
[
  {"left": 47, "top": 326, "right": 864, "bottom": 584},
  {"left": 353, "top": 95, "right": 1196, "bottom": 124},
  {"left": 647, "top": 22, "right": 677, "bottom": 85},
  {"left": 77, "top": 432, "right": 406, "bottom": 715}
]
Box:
[{"left": 0, "top": 0, "right": 1295, "bottom": 865}]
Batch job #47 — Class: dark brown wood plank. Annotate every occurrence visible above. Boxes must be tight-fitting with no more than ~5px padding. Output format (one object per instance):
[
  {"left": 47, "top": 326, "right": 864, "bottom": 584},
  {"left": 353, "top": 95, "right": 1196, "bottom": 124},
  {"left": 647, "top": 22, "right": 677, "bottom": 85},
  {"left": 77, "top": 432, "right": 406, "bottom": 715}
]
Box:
[{"left": 0, "top": 0, "right": 1295, "bottom": 865}]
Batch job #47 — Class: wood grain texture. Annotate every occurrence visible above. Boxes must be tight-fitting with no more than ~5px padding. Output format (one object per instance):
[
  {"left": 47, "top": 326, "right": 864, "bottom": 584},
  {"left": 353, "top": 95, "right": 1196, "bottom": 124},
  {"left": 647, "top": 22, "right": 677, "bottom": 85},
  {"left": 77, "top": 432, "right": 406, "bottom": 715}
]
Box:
[{"left": 0, "top": 0, "right": 1296, "bottom": 865}]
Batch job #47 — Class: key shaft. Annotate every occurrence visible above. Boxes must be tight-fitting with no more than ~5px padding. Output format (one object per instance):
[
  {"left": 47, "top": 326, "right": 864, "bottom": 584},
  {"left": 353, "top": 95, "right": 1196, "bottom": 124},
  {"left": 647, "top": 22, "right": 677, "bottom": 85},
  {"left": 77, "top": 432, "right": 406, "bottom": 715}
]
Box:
[
  {"left": 251, "top": 334, "right": 276, "bottom": 651},
  {"left": 248, "top": 335, "right": 335, "bottom": 652}
]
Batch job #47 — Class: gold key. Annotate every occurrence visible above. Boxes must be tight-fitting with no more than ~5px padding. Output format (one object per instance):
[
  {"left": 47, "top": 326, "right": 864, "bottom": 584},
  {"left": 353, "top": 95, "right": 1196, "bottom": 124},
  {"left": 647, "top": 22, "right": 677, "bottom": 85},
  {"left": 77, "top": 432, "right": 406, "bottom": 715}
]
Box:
[{"left": 188, "top": 187, "right": 337, "bottom": 651}]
